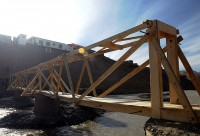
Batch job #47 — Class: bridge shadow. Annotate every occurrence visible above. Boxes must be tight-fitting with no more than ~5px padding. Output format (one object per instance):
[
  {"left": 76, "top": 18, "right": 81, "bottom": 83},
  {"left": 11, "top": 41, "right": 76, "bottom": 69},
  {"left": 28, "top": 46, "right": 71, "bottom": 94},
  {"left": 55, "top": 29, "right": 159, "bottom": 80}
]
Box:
[{"left": 95, "top": 116, "right": 127, "bottom": 128}]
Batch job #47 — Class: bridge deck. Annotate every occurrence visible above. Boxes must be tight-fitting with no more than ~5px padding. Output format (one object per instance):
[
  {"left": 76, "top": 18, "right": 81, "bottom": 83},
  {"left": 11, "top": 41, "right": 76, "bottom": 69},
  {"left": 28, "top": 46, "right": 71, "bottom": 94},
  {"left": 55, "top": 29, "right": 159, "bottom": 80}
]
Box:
[{"left": 40, "top": 91, "right": 200, "bottom": 123}]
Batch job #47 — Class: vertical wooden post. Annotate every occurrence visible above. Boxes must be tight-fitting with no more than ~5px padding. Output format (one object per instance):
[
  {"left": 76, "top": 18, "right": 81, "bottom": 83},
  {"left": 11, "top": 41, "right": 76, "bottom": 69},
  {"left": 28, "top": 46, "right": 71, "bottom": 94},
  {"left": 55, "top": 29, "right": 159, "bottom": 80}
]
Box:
[
  {"left": 167, "top": 36, "right": 180, "bottom": 104},
  {"left": 152, "top": 38, "right": 198, "bottom": 124},
  {"left": 56, "top": 65, "right": 63, "bottom": 93},
  {"left": 85, "top": 59, "right": 97, "bottom": 97},
  {"left": 64, "top": 61, "right": 75, "bottom": 100},
  {"left": 39, "top": 72, "right": 42, "bottom": 92},
  {"left": 75, "top": 60, "right": 86, "bottom": 94},
  {"left": 50, "top": 68, "right": 55, "bottom": 94},
  {"left": 149, "top": 36, "right": 163, "bottom": 119}
]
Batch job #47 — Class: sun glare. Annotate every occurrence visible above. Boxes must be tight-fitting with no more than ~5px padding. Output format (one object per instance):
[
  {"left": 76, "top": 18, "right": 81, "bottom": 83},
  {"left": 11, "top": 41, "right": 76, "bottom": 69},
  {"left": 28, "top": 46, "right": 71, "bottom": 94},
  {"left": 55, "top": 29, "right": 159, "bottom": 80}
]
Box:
[{"left": 78, "top": 48, "right": 85, "bottom": 54}]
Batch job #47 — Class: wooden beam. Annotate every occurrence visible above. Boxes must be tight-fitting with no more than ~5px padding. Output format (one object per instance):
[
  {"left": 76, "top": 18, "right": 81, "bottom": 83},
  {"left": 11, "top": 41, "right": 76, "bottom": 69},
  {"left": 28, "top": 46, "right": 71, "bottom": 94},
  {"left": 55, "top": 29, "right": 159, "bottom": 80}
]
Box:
[
  {"left": 101, "top": 43, "right": 123, "bottom": 50},
  {"left": 178, "top": 45, "right": 200, "bottom": 96},
  {"left": 75, "top": 60, "right": 86, "bottom": 94},
  {"left": 21, "top": 72, "right": 40, "bottom": 96},
  {"left": 152, "top": 38, "right": 199, "bottom": 124},
  {"left": 41, "top": 91, "right": 200, "bottom": 123},
  {"left": 84, "top": 20, "right": 151, "bottom": 51},
  {"left": 98, "top": 60, "right": 149, "bottom": 97},
  {"left": 64, "top": 61, "right": 75, "bottom": 100},
  {"left": 156, "top": 20, "right": 177, "bottom": 36},
  {"left": 85, "top": 59, "right": 97, "bottom": 97},
  {"left": 51, "top": 70, "right": 67, "bottom": 93},
  {"left": 42, "top": 74, "right": 51, "bottom": 90},
  {"left": 54, "top": 70, "right": 72, "bottom": 93},
  {"left": 88, "top": 48, "right": 114, "bottom": 58},
  {"left": 98, "top": 46, "right": 168, "bottom": 98},
  {"left": 39, "top": 73, "right": 42, "bottom": 92},
  {"left": 149, "top": 37, "right": 163, "bottom": 119},
  {"left": 167, "top": 36, "right": 180, "bottom": 104},
  {"left": 38, "top": 68, "right": 55, "bottom": 94},
  {"left": 114, "top": 35, "right": 143, "bottom": 43},
  {"left": 77, "top": 31, "right": 151, "bottom": 102},
  {"left": 56, "top": 65, "right": 63, "bottom": 93},
  {"left": 31, "top": 82, "right": 40, "bottom": 95},
  {"left": 7, "top": 76, "right": 19, "bottom": 90}
]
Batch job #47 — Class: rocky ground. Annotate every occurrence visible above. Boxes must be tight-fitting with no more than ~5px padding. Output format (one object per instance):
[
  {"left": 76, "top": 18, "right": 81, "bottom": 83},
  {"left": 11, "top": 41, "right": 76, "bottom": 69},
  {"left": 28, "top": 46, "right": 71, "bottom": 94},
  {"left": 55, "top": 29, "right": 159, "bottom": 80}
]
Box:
[
  {"left": 0, "top": 90, "right": 104, "bottom": 135},
  {"left": 145, "top": 118, "right": 200, "bottom": 136},
  {"left": 143, "top": 90, "right": 200, "bottom": 136}
]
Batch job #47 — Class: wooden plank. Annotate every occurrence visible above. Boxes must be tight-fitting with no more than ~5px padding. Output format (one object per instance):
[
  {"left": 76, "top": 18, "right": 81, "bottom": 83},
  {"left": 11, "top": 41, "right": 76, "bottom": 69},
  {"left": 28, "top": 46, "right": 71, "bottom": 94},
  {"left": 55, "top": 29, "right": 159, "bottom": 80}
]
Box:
[
  {"left": 75, "top": 60, "right": 86, "bottom": 94},
  {"left": 85, "top": 59, "right": 97, "bottom": 97},
  {"left": 149, "top": 37, "right": 163, "bottom": 119},
  {"left": 40, "top": 91, "right": 200, "bottom": 123},
  {"left": 64, "top": 61, "right": 75, "bottom": 100},
  {"left": 77, "top": 31, "right": 152, "bottom": 102},
  {"left": 167, "top": 36, "right": 180, "bottom": 104},
  {"left": 178, "top": 45, "right": 200, "bottom": 96},
  {"left": 152, "top": 38, "right": 199, "bottom": 124}
]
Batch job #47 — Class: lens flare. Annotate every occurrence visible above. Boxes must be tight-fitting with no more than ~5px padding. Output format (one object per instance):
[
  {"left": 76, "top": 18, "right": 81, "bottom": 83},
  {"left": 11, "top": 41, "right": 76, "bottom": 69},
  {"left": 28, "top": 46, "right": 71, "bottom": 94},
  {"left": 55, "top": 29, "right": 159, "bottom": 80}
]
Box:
[{"left": 78, "top": 48, "right": 85, "bottom": 54}]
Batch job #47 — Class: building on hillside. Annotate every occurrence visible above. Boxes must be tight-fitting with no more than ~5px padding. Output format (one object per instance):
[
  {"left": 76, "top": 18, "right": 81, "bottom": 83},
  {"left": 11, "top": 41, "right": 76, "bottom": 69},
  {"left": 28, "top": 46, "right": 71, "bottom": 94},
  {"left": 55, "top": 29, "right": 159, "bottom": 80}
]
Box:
[
  {"left": 27, "top": 36, "right": 73, "bottom": 52},
  {"left": 0, "top": 34, "right": 12, "bottom": 44},
  {"left": 17, "top": 34, "right": 27, "bottom": 46}
]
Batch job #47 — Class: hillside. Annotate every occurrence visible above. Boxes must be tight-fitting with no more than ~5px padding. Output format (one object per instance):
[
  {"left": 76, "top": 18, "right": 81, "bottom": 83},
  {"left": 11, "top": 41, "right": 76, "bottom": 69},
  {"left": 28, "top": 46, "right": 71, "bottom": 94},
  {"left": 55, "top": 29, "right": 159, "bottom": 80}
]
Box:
[{"left": 0, "top": 41, "right": 196, "bottom": 95}]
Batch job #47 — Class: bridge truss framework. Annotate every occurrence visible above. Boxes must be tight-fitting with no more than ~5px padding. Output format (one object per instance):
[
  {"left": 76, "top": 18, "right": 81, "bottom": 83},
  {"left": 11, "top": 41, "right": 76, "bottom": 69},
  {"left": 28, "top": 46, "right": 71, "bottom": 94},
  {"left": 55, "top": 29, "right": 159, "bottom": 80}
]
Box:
[{"left": 8, "top": 20, "right": 200, "bottom": 124}]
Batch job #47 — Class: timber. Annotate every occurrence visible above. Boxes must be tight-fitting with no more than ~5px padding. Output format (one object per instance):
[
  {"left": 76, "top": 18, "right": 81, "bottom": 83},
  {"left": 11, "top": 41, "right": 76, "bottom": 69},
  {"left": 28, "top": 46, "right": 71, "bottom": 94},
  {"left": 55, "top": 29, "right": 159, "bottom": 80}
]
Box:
[{"left": 8, "top": 20, "right": 200, "bottom": 124}]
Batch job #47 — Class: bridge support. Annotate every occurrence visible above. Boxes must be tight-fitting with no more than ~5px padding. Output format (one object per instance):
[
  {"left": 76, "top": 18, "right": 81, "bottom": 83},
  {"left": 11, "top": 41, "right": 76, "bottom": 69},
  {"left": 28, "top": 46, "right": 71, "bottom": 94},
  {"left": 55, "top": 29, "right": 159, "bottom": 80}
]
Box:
[
  {"left": 34, "top": 94, "right": 59, "bottom": 120},
  {"left": 14, "top": 90, "right": 33, "bottom": 108}
]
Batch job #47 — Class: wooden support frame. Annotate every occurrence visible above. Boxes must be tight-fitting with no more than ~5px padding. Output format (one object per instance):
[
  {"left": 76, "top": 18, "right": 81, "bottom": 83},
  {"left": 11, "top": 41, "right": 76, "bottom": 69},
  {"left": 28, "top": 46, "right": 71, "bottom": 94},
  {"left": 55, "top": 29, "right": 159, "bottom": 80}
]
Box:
[
  {"left": 152, "top": 38, "right": 198, "bottom": 124},
  {"left": 149, "top": 37, "right": 163, "bottom": 119},
  {"left": 85, "top": 59, "right": 97, "bottom": 97},
  {"left": 167, "top": 35, "right": 180, "bottom": 104},
  {"left": 75, "top": 60, "right": 86, "bottom": 94},
  {"left": 21, "top": 72, "right": 40, "bottom": 96},
  {"left": 77, "top": 31, "right": 151, "bottom": 102},
  {"left": 8, "top": 20, "right": 200, "bottom": 124},
  {"left": 64, "top": 60, "right": 75, "bottom": 101},
  {"left": 54, "top": 70, "right": 71, "bottom": 93}
]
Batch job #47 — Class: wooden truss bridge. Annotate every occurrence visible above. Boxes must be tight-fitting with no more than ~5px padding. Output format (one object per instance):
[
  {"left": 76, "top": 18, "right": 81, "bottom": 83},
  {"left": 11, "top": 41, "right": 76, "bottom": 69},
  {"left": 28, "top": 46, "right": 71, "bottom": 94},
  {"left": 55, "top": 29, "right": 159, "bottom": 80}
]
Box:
[{"left": 8, "top": 20, "right": 200, "bottom": 124}]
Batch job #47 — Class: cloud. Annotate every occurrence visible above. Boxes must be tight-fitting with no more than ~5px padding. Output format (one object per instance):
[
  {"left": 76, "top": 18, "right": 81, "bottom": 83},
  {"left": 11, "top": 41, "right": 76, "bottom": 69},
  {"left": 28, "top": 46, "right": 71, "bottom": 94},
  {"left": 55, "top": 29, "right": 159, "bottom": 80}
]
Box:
[{"left": 177, "top": 14, "right": 200, "bottom": 71}]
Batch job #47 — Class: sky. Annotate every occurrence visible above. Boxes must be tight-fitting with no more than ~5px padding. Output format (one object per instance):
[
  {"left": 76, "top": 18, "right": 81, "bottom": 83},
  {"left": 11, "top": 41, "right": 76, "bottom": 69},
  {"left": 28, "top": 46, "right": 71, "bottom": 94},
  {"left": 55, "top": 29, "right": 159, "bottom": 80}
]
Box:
[{"left": 0, "top": 0, "right": 200, "bottom": 71}]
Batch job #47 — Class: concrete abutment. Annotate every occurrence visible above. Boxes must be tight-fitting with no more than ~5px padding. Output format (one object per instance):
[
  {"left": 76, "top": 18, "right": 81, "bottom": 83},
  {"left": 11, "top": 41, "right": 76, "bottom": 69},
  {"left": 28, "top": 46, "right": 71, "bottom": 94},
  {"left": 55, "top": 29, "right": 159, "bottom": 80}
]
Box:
[{"left": 34, "top": 94, "right": 59, "bottom": 120}]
